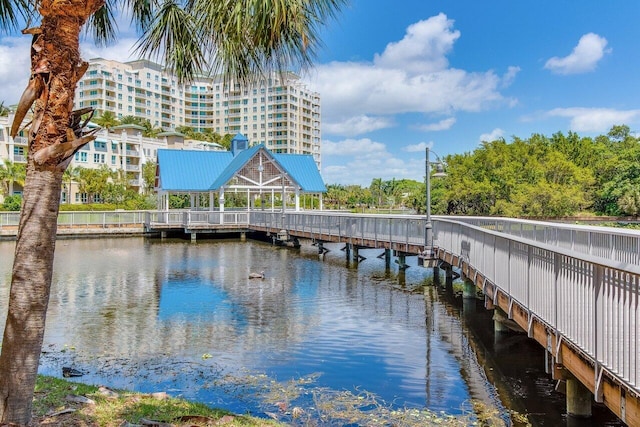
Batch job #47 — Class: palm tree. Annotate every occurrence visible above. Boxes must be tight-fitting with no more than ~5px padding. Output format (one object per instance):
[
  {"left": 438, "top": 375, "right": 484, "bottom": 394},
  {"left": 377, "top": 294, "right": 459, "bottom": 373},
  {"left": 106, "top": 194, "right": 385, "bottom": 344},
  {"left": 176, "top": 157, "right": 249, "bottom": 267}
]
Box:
[
  {"left": 0, "top": 159, "right": 26, "bottom": 197},
  {"left": 0, "top": 101, "right": 10, "bottom": 117},
  {"left": 370, "top": 178, "right": 384, "bottom": 208},
  {"left": 62, "top": 165, "right": 81, "bottom": 204},
  {"left": 0, "top": 1, "right": 345, "bottom": 424},
  {"left": 92, "top": 110, "right": 120, "bottom": 130}
]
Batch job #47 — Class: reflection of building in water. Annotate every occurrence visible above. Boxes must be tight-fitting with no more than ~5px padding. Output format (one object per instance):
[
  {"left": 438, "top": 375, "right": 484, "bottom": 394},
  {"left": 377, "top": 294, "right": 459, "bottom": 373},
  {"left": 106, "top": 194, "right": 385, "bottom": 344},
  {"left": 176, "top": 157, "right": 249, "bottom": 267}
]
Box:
[
  {"left": 3, "top": 238, "right": 506, "bottom": 418},
  {"left": 43, "top": 240, "right": 322, "bottom": 358}
]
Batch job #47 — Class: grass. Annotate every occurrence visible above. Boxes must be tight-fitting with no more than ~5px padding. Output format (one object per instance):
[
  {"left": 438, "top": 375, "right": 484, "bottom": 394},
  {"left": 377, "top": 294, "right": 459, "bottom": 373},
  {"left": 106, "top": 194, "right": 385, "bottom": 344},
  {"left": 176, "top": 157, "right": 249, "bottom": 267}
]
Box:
[
  {"left": 32, "top": 375, "right": 281, "bottom": 426},
  {"left": 30, "top": 373, "right": 531, "bottom": 426}
]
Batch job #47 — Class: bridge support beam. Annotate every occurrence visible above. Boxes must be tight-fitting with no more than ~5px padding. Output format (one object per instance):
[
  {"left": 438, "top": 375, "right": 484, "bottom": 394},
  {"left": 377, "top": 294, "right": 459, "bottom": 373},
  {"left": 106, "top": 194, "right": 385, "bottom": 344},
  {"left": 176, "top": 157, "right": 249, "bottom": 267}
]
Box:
[
  {"left": 395, "top": 252, "right": 409, "bottom": 271},
  {"left": 190, "top": 232, "right": 197, "bottom": 242},
  {"left": 463, "top": 278, "right": 476, "bottom": 299},
  {"left": 433, "top": 266, "right": 441, "bottom": 286},
  {"left": 240, "top": 232, "right": 246, "bottom": 242},
  {"left": 316, "top": 241, "right": 329, "bottom": 260},
  {"left": 492, "top": 307, "right": 510, "bottom": 334},
  {"left": 566, "top": 376, "right": 593, "bottom": 418},
  {"left": 343, "top": 243, "right": 351, "bottom": 260}
]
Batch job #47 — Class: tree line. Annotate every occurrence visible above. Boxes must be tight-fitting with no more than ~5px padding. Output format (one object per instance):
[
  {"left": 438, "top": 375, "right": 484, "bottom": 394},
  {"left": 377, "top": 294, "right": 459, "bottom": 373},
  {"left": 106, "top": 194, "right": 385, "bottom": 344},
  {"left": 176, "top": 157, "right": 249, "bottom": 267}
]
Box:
[
  {"left": 92, "top": 111, "right": 235, "bottom": 148},
  {"left": 1, "top": 160, "right": 157, "bottom": 211},
  {"left": 324, "top": 125, "right": 640, "bottom": 218}
]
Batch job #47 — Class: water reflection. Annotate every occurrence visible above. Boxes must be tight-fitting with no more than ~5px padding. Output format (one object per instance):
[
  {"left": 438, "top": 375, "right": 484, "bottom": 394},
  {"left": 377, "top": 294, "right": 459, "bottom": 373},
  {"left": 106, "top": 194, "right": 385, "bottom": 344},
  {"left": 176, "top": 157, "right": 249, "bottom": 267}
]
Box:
[{"left": 0, "top": 237, "right": 621, "bottom": 425}]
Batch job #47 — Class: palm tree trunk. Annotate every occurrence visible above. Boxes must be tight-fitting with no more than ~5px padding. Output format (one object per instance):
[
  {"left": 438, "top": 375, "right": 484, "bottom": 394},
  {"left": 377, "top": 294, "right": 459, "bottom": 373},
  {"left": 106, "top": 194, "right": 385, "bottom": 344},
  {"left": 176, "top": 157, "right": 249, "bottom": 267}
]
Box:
[
  {"left": 0, "top": 164, "right": 62, "bottom": 423},
  {"left": 0, "top": 1, "right": 102, "bottom": 423}
]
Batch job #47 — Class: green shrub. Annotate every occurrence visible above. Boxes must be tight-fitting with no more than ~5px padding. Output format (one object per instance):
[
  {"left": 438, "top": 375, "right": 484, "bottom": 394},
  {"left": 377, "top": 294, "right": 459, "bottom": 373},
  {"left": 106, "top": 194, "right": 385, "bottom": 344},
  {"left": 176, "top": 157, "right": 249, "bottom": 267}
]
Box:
[{"left": 2, "top": 195, "right": 22, "bottom": 211}]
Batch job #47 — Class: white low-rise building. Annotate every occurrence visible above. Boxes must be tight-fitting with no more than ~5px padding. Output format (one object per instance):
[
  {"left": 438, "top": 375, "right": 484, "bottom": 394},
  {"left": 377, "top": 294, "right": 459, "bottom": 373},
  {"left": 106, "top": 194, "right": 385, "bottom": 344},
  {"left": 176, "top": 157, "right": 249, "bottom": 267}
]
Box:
[{"left": 0, "top": 114, "right": 223, "bottom": 204}]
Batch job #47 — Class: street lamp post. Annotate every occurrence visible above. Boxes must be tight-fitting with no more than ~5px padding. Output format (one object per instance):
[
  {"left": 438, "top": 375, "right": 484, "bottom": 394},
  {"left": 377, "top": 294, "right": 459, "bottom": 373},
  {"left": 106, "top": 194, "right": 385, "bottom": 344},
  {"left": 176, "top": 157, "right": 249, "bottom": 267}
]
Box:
[
  {"left": 422, "top": 146, "right": 446, "bottom": 266},
  {"left": 425, "top": 146, "right": 433, "bottom": 256}
]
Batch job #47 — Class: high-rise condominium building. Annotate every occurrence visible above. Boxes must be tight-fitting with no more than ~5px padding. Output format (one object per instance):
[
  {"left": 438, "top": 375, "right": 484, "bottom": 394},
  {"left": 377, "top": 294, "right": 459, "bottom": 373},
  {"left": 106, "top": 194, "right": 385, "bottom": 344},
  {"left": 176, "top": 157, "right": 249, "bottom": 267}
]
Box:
[{"left": 75, "top": 58, "right": 322, "bottom": 166}]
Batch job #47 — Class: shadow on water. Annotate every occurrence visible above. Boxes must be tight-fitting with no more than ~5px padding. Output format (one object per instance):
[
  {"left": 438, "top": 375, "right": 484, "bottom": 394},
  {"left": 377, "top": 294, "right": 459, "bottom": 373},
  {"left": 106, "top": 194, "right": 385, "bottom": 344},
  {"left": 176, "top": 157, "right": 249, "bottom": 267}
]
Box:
[{"left": 0, "top": 237, "right": 624, "bottom": 426}]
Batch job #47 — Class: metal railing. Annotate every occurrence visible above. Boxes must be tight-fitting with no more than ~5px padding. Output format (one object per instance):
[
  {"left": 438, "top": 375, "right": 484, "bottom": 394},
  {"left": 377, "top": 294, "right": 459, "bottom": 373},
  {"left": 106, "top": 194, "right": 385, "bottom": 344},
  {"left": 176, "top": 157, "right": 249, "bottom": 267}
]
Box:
[
  {"left": 1, "top": 211, "right": 147, "bottom": 233},
  {"left": 144, "top": 210, "right": 249, "bottom": 228},
  {"left": 433, "top": 217, "right": 639, "bottom": 399},
  {"left": 250, "top": 211, "right": 425, "bottom": 249},
  {"left": 447, "top": 216, "right": 640, "bottom": 264}
]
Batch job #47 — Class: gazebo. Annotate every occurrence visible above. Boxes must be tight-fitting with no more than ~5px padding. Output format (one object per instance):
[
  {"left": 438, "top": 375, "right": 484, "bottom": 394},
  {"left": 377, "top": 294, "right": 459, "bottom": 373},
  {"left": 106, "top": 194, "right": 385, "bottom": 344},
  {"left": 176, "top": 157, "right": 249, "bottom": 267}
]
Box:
[{"left": 155, "top": 133, "right": 326, "bottom": 214}]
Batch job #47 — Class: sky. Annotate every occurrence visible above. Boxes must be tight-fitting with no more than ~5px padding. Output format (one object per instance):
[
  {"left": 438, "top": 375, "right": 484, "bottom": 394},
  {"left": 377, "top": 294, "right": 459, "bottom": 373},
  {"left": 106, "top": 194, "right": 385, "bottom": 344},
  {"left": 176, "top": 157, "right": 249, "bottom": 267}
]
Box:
[{"left": 1, "top": 1, "right": 640, "bottom": 186}]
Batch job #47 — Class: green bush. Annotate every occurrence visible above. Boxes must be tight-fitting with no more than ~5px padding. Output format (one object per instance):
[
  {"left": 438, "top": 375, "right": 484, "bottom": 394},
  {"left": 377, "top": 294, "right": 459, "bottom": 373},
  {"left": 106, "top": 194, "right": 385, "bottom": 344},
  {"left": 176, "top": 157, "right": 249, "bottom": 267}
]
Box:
[
  {"left": 59, "top": 203, "right": 118, "bottom": 211},
  {"left": 2, "top": 195, "right": 22, "bottom": 211}
]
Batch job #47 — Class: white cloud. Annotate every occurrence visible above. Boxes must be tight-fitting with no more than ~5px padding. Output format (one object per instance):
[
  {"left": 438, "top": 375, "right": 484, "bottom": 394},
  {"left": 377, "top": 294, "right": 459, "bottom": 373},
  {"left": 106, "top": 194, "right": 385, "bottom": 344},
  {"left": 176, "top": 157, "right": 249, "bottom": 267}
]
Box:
[
  {"left": 403, "top": 141, "right": 433, "bottom": 152},
  {"left": 544, "top": 33, "right": 610, "bottom": 75},
  {"left": 309, "top": 14, "right": 517, "bottom": 138},
  {"left": 0, "top": 37, "right": 33, "bottom": 105},
  {"left": 502, "top": 66, "right": 521, "bottom": 88},
  {"left": 321, "top": 138, "right": 424, "bottom": 185},
  {"left": 415, "top": 117, "right": 456, "bottom": 131},
  {"left": 323, "top": 115, "right": 394, "bottom": 136},
  {"left": 546, "top": 107, "right": 640, "bottom": 132},
  {"left": 80, "top": 38, "right": 140, "bottom": 62},
  {"left": 322, "top": 138, "right": 387, "bottom": 156},
  {"left": 374, "top": 13, "right": 459, "bottom": 74},
  {"left": 0, "top": 35, "right": 140, "bottom": 105},
  {"left": 479, "top": 128, "right": 504, "bottom": 143}
]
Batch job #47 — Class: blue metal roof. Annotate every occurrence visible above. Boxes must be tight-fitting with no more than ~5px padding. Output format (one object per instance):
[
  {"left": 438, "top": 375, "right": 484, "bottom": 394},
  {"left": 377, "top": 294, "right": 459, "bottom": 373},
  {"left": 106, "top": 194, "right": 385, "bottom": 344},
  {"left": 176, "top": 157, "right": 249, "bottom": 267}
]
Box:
[
  {"left": 157, "top": 149, "right": 233, "bottom": 191},
  {"left": 209, "top": 144, "right": 262, "bottom": 190},
  {"left": 275, "top": 154, "right": 327, "bottom": 192},
  {"left": 157, "top": 145, "right": 326, "bottom": 193}
]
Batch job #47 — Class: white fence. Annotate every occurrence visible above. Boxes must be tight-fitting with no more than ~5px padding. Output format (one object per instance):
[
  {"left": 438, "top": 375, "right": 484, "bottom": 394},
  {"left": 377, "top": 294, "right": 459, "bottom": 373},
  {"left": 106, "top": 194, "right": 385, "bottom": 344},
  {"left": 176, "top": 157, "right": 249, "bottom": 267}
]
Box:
[
  {"left": 449, "top": 216, "right": 640, "bottom": 264},
  {"left": 434, "top": 217, "right": 639, "bottom": 398}
]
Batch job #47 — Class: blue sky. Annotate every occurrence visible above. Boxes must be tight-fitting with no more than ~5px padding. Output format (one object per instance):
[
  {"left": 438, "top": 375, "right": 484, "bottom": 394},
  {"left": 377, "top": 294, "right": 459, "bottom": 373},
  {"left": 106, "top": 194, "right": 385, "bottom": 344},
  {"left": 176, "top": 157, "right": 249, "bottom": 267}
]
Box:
[{"left": 1, "top": 1, "right": 639, "bottom": 186}]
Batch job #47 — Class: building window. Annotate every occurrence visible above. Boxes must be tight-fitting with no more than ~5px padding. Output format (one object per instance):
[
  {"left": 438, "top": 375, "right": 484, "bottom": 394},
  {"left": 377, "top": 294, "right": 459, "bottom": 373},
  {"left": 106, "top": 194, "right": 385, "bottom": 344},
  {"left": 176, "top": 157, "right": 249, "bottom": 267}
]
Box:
[{"left": 74, "top": 152, "right": 87, "bottom": 162}]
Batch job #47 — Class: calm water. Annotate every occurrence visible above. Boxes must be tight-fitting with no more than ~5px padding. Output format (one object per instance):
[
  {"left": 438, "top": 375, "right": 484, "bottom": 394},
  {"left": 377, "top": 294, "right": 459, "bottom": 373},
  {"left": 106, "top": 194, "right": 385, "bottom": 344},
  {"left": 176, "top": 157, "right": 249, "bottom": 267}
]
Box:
[{"left": 0, "top": 237, "right": 621, "bottom": 426}]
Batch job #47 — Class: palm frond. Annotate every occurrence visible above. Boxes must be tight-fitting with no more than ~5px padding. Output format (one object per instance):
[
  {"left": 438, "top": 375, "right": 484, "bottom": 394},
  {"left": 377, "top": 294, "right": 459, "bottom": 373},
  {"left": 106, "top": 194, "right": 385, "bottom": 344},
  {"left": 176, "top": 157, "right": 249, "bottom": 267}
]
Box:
[
  {"left": 124, "top": 0, "right": 159, "bottom": 33},
  {"left": 133, "top": 0, "right": 205, "bottom": 84},
  {"left": 86, "top": 1, "right": 118, "bottom": 46},
  {"left": 0, "top": 0, "right": 34, "bottom": 32},
  {"left": 190, "top": 0, "right": 346, "bottom": 84}
]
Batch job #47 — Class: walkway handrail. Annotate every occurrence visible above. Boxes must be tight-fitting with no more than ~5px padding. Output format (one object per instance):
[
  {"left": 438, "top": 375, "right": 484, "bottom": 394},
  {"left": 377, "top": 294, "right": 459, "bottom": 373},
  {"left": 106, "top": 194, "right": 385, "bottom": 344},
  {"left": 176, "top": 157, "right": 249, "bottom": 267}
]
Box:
[
  {"left": 433, "top": 217, "right": 639, "bottom": 397},
  {"left": 446, "top": 215, "right": 640, "bottom": 264}
]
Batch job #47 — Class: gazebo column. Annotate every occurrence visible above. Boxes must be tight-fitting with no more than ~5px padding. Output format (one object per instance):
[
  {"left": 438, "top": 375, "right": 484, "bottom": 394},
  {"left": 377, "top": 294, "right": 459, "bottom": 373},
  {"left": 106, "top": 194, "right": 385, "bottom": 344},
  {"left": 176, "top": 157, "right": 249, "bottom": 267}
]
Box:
[
  {"left": 246, "top": 189, "right": 250, "bottom": 212},
  {"left": 281, "top": 178, "right": 286, "bottom": 213},
  {"left": 219, "top": 187, "right": 225, "bottom": 224},
  {"left": 319, "top": 193, "right": 324, "bottom": 210},
  {"left": 295, "top": 188, "right": 300, "bottom": 211},
  {"left": 190, "top": 193, "right": 195, "bottom": 210},
  {"left": 209, "top": 191, "right": 214, "bottom": 211},
  {"left": 271, "top": 189, "right": 275, "bottom": 212}
]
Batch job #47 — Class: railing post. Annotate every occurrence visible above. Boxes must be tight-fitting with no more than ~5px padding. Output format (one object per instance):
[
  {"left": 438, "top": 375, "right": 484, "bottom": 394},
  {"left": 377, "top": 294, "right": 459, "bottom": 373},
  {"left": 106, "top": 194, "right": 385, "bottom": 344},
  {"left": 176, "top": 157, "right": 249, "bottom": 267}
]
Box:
[{"left": 593, "top": 264, "right": 604, "bottom": 403}]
